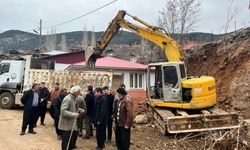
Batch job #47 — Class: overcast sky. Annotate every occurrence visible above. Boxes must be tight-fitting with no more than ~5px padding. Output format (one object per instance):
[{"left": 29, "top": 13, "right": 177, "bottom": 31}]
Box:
[{"left": 0, "top": 0, "right": 249, "bottom": 34}]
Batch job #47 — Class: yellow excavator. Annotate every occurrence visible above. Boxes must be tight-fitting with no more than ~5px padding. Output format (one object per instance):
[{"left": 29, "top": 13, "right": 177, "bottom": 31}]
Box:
[{"left": 86, "top": 10, "right": 239, "bottom": 134}]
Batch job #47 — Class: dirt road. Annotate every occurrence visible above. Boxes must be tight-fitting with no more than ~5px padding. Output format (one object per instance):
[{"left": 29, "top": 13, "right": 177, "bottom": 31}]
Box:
[
  {"left": 2, "top": 107, "right": 246, "bottom": 150},
  {"left": 0, "top": 108, "right": 197, "bottom": 150},
  {"left": 0, "top": 108, "right": 118, "bottom": 150},
  {"left": 0, "top": 108, "right": 179, "bottom": 150}
]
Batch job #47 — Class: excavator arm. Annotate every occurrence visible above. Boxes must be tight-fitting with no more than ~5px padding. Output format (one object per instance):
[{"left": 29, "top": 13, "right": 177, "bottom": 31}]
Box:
[{"left": 86, "top": 10, "right": 184, "bottom": 66}]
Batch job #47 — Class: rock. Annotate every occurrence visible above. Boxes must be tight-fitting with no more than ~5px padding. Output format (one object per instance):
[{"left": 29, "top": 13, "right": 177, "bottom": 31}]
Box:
[
  {"left": 134, "top": 114, "right": 148, "bottom": 124},
  {"left": 243, "top": 140, "right": 248, "bottom": 146},
  {"left": 243, "top": 119, "right": 250, "bottom": 136}
]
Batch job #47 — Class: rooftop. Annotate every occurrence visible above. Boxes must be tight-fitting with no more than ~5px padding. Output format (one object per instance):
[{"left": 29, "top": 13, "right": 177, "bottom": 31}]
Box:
[
  {"left": 43, "top": 50, "right": 68, "bottom": 56},
  {"left": 73, "top": 56, "right": 147, "bottom": 70}
]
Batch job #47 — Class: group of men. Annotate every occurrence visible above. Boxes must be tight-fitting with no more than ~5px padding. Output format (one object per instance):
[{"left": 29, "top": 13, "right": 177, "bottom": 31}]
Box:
[
  {"left": 20, "top": 82, "right": 50, "bottom": 135},
  {"left": 20, "top": 82, "right": 134, "bottom": 150}
]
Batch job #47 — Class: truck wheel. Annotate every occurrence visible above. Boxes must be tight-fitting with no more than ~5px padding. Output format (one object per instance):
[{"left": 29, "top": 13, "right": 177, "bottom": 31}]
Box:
[{"left": 0, "top": 92, "right": 14, "bottom": 109}]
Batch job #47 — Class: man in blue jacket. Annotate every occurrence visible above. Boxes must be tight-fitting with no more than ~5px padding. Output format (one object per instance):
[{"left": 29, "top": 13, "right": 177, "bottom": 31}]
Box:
[{"left": 20, "top": 83, "right": 40, "bottom": 135}]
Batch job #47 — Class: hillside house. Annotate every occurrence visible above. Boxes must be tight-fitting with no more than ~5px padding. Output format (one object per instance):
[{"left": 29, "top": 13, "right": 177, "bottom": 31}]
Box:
[{"left": 70, "top": 56, "right": 154, "bottom": 100}]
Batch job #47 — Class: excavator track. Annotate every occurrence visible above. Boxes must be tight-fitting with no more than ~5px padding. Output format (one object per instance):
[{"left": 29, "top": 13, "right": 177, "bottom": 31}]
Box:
[{"left": 146, "top": 102, "right": 239, "bottom": 134}]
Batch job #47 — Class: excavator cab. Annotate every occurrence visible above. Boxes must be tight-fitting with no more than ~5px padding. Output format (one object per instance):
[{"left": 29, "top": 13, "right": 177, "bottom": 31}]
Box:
[
  {"left": 147, "top": 61, "right": 217, "bottom": 109},
  {"left": 147, "top": 62, "right": 186, "bottom": 103}
]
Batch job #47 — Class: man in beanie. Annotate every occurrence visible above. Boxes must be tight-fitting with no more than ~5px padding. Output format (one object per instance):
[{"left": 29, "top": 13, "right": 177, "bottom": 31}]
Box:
[{"left": 114, "top": 87, "right": 133, "bottom": 150}]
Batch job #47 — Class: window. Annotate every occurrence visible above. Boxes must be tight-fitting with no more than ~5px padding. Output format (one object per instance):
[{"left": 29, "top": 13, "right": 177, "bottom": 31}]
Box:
[
  {"left": 163, "top": 66, "right": 178, "bottom": 88},
  {"left": 179, "top": 64, "right": 186, "bottom": 79},
  {"left": 0, "top": 63, "right": 10, "bottom": 75},
  {"left": 130, "top": 74, "right": 133, "bottom": 88},
  {"left": 139, "top": 74, "right": 143, "bottom": 88},
  {"left": 130, "top": 73, "right": 143, "bottom": 89},
  {"left": 135, "top": 73, "right": 138, "bottom": 88}
]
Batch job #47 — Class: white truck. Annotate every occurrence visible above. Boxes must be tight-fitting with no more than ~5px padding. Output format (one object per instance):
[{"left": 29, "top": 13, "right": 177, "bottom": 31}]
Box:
[{"left": 0, "top": 55, "right": 113, "bottom": 109}]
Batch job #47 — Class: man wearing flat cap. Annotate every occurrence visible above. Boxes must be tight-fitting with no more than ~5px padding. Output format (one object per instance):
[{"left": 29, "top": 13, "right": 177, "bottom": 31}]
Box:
[{"left": 113, "top": 87, "right": 133, "bottom": 150}]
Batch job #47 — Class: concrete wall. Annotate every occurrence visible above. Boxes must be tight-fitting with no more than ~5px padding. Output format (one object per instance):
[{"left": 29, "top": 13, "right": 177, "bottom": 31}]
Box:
[{"left": 127, "top": 90, "right": 147, "bottom": 105}]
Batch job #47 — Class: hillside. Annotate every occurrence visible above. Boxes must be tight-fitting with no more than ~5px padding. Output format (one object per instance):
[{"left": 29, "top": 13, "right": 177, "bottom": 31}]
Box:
[
  {"left": 0, "top": 29, "right": 221, "bottom": 52},
  {"left": 187, "top": 27, "right": 250, "bottom": 118},
  {"left": 0, "top": 30, "right": 141, "bottom": 51}
]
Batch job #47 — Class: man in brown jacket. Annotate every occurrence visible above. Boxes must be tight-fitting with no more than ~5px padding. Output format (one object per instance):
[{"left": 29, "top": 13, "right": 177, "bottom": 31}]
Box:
[
  {"left": 49, "top": 83, "right": 60, "bottom": 119},
  {"left": 114, "top": 87, "right": 133, "bottom": 150}
]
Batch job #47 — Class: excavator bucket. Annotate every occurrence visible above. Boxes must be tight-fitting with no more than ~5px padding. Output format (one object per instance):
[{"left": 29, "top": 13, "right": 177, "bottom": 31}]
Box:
[
  {"left": 85, "top": 46, "right": 97, "bottom": 67},
  {"left": 146, "top": 103, "right": 240, "bottom": 134}
]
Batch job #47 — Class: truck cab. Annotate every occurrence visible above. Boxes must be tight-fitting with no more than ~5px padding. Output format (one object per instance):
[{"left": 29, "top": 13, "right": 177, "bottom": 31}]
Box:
[
  {"left": 0, "top": 56, "right": 55, "bottom": 109},
  {"left": 0, "top": 60, "right": 25, "bottom": 87},
  {"left": 0, "top": 60, "right": 25, "bottom": 108}
]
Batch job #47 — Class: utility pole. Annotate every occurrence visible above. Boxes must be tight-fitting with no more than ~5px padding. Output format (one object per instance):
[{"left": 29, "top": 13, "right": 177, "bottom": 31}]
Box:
[{"left": 32, "top": 19, "right": 42, "bottom": 58}]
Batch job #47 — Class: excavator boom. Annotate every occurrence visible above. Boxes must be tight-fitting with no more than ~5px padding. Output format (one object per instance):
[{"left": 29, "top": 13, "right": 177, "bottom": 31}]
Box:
[{"left": 86, "top": 10, "right": 183, "bottom": 66}]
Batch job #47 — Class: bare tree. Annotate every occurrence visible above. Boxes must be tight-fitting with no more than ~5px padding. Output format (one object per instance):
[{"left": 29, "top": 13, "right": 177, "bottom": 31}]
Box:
[
  {"left": 91, "top": 26, "right": 96, "bottom": 48},
  {"left": 159, "top": 0, "right": 201, "bottom": 45},
  {"left": 61, "top": 34, "right": 68, "bottom": 52},
  {"left": 159, "top": 0, "right": 178, "bottom": 36},
  {"left": 44, "top": 28, "right": 57, "bottom": 51},
  {"left": 224, "top": 0, "right": 238, "bottom": 34},
  {"left": 82, "top": 26, "right": 88, "bottom": 50}
]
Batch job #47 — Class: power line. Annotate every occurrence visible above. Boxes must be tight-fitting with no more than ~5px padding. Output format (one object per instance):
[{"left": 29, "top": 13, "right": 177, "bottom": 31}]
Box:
[{"left": 43, "top": 0, "right": 119, "bottom": 30}]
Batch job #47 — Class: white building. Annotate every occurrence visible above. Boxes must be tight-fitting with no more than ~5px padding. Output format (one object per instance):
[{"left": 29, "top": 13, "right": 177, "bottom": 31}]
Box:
[{"left": 69, "top": 56, "right": 155, "bottom": 100}]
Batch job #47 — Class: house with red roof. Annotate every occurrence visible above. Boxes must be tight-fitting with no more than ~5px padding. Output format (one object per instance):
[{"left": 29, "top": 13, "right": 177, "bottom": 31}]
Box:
[{"left": 69, "top": 56, "right": 154, "bottom": 101}]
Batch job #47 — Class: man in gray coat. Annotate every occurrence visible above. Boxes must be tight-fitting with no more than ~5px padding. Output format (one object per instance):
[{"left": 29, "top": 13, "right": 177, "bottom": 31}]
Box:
[{"left": 58, "top": 86, "right": 85, "bottom": 150}]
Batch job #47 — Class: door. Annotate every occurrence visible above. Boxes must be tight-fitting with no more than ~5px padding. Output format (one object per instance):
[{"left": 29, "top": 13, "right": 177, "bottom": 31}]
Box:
[
  {"left": 161, "top": 64, "right": 182, "bottom": 102},
  {"left": 111, "top": 74, "right": 124, "bottom": 91}
]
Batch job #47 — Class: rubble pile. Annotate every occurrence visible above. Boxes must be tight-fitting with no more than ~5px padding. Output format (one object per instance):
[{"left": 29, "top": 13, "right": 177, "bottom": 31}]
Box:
[{"left": 187, "top": 27, "right": 250, "bottom": 117}]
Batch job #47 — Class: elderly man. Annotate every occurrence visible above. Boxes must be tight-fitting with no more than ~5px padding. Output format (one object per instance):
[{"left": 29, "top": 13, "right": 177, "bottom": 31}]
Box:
[
  {"left": 58, "top": 86, "right": 85, "bottom": 150},
  {"left": 114, "top": 88, "right": 133, "bottom": 150}
]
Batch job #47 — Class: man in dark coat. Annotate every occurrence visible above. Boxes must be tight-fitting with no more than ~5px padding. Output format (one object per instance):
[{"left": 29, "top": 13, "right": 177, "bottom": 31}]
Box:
[
  {"left": 93, "top": 87, "right": 108, "bottom": 150},
  {"left": 102, "top": 86, "right": 114, "bottom": 143},
  {"left": 35, "top": 82, "right": 50, "bottom": 126},
  {"left": 83, "top": 85, "right": 95, "bottom": 139},
  {"left": 20, "top": 83, "right": 40, "bottom": 135},
  {"left": 54, "top": 88, "right": 68, "bottom": 140}
]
